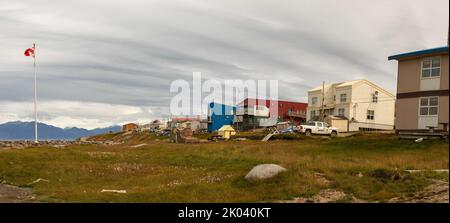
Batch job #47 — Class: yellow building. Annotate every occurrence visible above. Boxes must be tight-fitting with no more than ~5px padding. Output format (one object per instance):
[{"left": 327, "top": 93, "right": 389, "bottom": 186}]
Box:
[{"left": 218, "top": 125, "right": 236, "bottom": 139}]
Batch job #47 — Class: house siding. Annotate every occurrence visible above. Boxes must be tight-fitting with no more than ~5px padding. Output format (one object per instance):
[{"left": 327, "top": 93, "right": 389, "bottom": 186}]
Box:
[
  {"left": 208, "top": 103, "right": 236, "bottom": 132},
  {"left": 392, "top": 50, "right": 448, "bottom": 131},
  {"left": 395, "top": 98, "right": 419, "bottom": 130}
]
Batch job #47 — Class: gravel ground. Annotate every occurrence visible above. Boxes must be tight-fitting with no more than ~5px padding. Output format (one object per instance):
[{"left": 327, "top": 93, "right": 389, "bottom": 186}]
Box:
[{"left": 0, "top": 184, "right": 35, "bottom": 203}]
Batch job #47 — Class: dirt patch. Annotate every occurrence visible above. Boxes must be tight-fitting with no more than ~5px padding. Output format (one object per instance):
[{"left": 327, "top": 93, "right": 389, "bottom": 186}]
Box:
[
  {"left": 314, "top": 172, "right": 331, "bottom": 186},
  {"left": 388, "top": 180, "right": 449, "bottom": 203},
  {"left": 0, "top": 184, "right": 35, "bottom": 203},
  {"left": 280, "top": 179, "right": 448, "bottom": 203},
  {"left": 279, "top": 189, "right": 365, "bottom": 203},
  {"left": 277, "top": 173, "right": 366, "bottom": 203}
]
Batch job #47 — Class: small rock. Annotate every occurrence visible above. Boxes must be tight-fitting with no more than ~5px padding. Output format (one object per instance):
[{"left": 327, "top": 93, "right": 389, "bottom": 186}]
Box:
[
  {"left": 245, "top": 164, "right": 286, "bottom": 181},
  {"left": 357, "top": 172, "right": 363, "bottom": 178}
]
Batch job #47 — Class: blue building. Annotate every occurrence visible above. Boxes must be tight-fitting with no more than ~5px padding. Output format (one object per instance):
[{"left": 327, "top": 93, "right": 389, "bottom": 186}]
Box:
[{"left": 207, "top": 102, "right": 236, "bottom": 132}]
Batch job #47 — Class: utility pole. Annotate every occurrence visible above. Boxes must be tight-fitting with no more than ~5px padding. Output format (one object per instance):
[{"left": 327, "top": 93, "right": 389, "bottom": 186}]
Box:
[{"left": 320, "top": 81, "right": 325, "bottom": 122}]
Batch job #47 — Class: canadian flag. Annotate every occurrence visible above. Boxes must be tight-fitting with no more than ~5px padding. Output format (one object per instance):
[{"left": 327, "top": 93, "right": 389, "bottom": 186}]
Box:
[{"left": 24, "top": 45, "right": 35, "bottom": 57}]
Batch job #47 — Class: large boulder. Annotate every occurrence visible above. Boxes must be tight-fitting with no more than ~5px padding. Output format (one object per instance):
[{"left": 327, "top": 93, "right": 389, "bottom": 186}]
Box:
[{"left": 245, "top": 164, "right": 286, "bottom": 181}]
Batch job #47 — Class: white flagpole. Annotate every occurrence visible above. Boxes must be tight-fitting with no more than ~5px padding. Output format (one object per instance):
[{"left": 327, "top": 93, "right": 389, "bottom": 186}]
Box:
[{"left": 33, "top": 43, "right": 38, "bottom": 144}]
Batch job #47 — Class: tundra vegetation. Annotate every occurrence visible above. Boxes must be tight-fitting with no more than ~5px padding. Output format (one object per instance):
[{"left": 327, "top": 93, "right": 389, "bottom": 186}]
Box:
[{"left": 0, "top": 132, "right": 448, "bottom": 202}]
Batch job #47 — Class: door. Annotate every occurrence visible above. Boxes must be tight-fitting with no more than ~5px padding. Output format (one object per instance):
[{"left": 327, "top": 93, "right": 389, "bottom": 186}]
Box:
[
  {"left": 323, "top": 122, "right": 331, "bottom": 134},
  {"left": 418, "top": 97, "right": 439, "bottom": 129},
  {"left": 317, "top": 122, "right": 326, "bottom": 134}
]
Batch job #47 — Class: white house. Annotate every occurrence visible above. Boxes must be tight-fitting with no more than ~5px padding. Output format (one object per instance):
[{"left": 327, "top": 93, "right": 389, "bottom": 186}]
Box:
[{"left": 307, "top": 79, "right": 396, "bottom": 131}]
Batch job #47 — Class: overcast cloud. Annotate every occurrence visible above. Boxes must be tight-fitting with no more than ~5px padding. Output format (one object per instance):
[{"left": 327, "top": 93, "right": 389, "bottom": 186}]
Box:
[{"left": 0, "top": 0, "right": 448, "bottom": 129}]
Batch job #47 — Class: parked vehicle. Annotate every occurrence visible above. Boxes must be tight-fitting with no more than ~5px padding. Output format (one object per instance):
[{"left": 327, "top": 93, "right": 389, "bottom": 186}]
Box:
[
  {"left": 299, "top": 121, "right": 338, "bottom": 137},
  {"left": 279, "top": 126, "right": 295, "bottom": 134}
]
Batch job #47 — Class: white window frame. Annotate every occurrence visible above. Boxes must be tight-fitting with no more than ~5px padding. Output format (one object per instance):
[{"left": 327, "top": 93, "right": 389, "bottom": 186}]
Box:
[
  {"left": 340, "top": 94, "right": 347, "bottom": 103},
  {"left": 366, "top": 110, "right": 375, "bottom": 120},
  {"left": 419, "top": 96, "right": 439, "bottom": 117},
  {"left": 421, "top": 57, "right": 441, "bottom": 79}
]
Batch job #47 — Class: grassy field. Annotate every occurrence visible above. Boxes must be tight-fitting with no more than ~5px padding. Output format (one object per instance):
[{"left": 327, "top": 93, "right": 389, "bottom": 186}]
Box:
[{"left": 0, "top": 133, "right": 448, "bottom": 202}]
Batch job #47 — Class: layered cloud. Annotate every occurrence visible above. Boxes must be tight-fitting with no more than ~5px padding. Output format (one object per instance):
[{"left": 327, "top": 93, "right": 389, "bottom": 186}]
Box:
[{"left": 0, "top": 0, "right": 448, "bottom": 128}]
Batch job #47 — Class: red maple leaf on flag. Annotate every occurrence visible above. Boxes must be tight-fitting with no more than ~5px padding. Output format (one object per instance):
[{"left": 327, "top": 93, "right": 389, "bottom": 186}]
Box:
[{"left": 24, "top": 46, "right": 35, "bottom": 57}]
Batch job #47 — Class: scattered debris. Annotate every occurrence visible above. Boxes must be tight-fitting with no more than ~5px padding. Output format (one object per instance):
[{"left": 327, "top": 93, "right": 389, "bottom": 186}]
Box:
[
  {"left": 87, "top": 151, "right": 118, "bottom": 159},
  {"left": 357, "top": 172, "right": 364, "bottom": 178},
  {"left": 261, "top": 127, "right": 279, "bottom": 141},
  {"left": 28, "top": 178, "right": 50, "bottom": 185},
  {"left": 415, "top": 138, "right": 424, "bottom": 143},
  {"left": 0, "top": 140, "right": 97, "bottom": 149},
  {"left": 166, "top": 180, "right": 182, "bottom": 187},
  {"left": 404, "top": 169, "right": 449, "bottom": 173},
  {"left": 261, "top": 133, "right": 275, "bottom": 142},
  {"left": 100, "top": 189, "right": 127, "bottom": 194},
  {"left": 172, "top": 127, "right": 199, "bottom": 143},
  {"left": 111, "top": 163, "right": 143, "bottom": 173},
  {"left": 398, "top": 131, "right": 448, "bottom": 140},
  {"left": 245, "top": 164, "right": 286, "bottom": 181},
  {"left": 131, "top": 143, "right": 148, "bottom": 148}
]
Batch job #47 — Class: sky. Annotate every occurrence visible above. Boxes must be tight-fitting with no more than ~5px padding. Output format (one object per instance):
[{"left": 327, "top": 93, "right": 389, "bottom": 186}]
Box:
[{"left": 0, "top": 0, "right": 448, "bottom": 129}]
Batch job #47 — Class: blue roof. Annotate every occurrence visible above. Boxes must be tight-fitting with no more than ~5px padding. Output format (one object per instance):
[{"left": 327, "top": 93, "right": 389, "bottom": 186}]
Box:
[{"left": 388, "top": 46, "right": 448, "bottom": 60}]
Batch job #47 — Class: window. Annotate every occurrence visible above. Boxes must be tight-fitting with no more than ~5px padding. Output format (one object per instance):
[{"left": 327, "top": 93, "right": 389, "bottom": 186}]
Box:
[
  {"left": 419, "top": 97, "right": 438, "bottom": 116},
  {"left": 312, "top": 97, "right": 318, "bottom": 105},
  {"left": 372, "top": 91, "right": 378, "bottom": 103},
  {"left": 307, "top": 121, "right": 315, "bottom": 126},
  {"left": 340, "top": 94, "right": 347, "bottom": 103},
  {"left": 310, "top": 110, "right": 316, "bottom": 118},
  {"left": 317, "top": 122, "right": 323, "bottom": 127},
  {"left": 422, "top": 58, "right": 440, "bottom": 78},
  {"left": 338, "top": 108, "right": 345, "bottom": 117},
  {"left": 367, "top": 110, "right": 375, "bottom": 120}
]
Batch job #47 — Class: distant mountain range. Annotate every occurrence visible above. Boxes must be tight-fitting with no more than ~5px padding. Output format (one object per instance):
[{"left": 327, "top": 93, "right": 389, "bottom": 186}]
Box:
[{"left": 0, "top": 121, "right": 121, "bottom": 140}]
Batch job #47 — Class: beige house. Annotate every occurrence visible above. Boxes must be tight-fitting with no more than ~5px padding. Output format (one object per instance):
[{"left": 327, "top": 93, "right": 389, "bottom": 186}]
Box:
[
  {"left": 389, "top": 46, "right": 449, "bottom": 132},
  {"left": 307, "top": 79, "right": 396, "bottom": 131}
]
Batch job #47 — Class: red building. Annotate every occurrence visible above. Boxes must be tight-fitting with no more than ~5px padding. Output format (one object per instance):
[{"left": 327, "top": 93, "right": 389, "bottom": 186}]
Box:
[
  {"left": 122, "top": 123, "right": 138, "bottom": 132},
  {"left": 237, "top": 98, "right": 308, "bottom": 129}
]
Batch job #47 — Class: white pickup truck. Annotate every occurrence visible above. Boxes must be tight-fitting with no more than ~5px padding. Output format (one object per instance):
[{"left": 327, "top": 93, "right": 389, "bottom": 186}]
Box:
[{"left": 299, "top": 121, "right": 339, "bottom": 137}]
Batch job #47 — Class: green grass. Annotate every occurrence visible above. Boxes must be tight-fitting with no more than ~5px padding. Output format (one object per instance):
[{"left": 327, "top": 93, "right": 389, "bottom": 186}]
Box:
[{"left": 0, "top": 133, "right": 448, "bottom": 202}]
